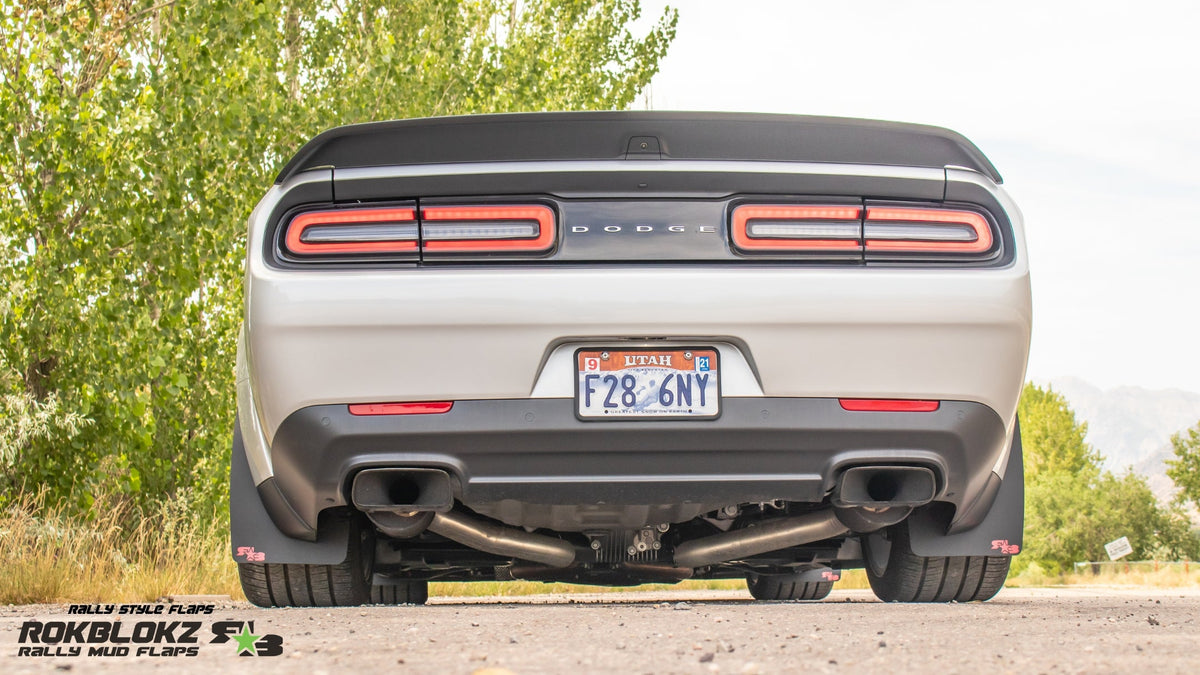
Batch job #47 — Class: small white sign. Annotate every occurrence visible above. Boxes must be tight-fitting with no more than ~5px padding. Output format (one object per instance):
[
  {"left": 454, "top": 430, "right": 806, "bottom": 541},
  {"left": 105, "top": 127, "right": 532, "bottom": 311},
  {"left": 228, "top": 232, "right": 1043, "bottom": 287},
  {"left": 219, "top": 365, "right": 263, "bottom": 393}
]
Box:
[{"left": 1104, "top": 536, "right": 1133, "bottom": 561}]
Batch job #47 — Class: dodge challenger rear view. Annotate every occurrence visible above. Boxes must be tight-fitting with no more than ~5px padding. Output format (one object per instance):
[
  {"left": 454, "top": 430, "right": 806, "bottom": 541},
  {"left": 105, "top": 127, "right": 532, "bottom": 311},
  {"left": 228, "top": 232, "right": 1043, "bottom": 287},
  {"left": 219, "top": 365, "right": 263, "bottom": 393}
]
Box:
[{"left": 231, "top": 111, "right": 1032, "bottom": 606}]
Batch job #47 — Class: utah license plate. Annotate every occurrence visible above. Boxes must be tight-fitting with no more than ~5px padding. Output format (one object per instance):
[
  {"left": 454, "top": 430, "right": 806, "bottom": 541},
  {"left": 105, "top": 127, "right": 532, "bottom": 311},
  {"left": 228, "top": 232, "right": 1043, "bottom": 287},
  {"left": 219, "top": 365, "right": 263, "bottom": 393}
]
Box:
[{"left": 575, "top": 348, "right": 720, "bottom": 419}]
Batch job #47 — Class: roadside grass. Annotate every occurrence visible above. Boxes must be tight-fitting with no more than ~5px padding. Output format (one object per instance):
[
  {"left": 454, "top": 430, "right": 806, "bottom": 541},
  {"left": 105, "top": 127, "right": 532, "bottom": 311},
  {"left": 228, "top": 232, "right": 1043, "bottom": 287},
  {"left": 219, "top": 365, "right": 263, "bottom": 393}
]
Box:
[
  {"left": 3, "top": 493, "right": 1196, "bottom": 603},
  {"left": 430, "top": 578, "right": 745, "bottom": 597},
  {"left": 1006, "top": 560, "right": 1200, "bottom": 589},
  {"left": 0, "top": 489, "right": 241, "bottom": 604}
]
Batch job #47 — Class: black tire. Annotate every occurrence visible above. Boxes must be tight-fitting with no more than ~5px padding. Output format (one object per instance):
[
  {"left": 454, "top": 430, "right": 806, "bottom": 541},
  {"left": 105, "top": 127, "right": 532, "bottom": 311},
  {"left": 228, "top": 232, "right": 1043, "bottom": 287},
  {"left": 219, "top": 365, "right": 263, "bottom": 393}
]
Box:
[
  {"left": 863, "top": 520, "right": 1010, "bottom": 603},
  {"left": 370, "top": 580, "right": 429, "bottom": 605},
  {"left": 746, "top": 573, "right": 834, "bottom": 601},
  {"left": 238, "top": 518, "right": 373, "bottom": 607}
]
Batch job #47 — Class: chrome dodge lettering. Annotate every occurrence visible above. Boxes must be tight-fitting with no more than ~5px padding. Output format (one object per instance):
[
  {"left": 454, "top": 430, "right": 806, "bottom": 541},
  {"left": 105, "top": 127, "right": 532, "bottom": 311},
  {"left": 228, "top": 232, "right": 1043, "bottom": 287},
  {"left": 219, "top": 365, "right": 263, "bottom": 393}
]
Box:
[{"left": 569, "top": 225, "right": 715, "bottom": 233}]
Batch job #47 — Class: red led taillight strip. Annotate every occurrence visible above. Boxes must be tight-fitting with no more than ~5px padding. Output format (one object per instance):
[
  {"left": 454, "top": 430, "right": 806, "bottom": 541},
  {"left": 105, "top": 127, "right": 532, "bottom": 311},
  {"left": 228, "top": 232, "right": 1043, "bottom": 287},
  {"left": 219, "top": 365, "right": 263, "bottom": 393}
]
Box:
[
  {"left": 731, "top": 205, "right": 862, "bottom": 252},
  {"left": 864, "top": 207, "right": 993, "bottom": 254},
  {"left": 348, "top": 401, "right": 454, "bottom": 416},
  {"left": 839, "top": 399, "right": 940, "bottom": 412},
  {"left": 421, "top": 205, "right": 556, "bottom": 252},
  {"left": 284, "top": 207, "right": 418, "bottom": 255}
]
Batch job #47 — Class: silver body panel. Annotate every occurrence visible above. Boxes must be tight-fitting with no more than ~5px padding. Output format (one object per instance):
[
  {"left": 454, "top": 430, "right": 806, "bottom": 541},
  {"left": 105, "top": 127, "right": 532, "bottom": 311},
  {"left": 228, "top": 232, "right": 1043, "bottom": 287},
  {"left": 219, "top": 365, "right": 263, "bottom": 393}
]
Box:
[{"left": 238, "top": 162, "right": 1031, "bottom": 486}]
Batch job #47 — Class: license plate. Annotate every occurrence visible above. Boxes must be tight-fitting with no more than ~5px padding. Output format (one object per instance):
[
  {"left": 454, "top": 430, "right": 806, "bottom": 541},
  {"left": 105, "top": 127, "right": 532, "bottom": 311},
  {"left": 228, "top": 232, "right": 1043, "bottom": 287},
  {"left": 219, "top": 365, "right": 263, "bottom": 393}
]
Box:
[{"left": 575, "top": 348, "right": 720, "bottom": 420}]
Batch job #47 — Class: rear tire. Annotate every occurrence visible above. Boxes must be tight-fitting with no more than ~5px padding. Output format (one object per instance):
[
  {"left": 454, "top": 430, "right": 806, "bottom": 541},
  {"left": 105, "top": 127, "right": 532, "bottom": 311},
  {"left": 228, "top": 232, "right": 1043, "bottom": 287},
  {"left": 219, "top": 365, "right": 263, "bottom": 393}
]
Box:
[
  {"left": 746, "top": 573, "right": 834, "bottom": 601},
  {"left": 370, "top": 580, "right": 429, "bottom": 605},
  {"left": 863, "top": 520, "right": 1010, "bottom": 602},
  {"left": 238, "top": 517, "right": 373, "bottom": 607}
]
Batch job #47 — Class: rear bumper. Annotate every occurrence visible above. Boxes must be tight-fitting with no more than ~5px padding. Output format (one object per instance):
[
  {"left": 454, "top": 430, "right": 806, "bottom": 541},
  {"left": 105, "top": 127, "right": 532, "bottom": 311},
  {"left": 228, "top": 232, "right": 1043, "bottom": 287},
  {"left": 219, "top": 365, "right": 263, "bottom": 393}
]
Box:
[{"left": 258, "top": 397, "right": 1008, "bottom": 540}]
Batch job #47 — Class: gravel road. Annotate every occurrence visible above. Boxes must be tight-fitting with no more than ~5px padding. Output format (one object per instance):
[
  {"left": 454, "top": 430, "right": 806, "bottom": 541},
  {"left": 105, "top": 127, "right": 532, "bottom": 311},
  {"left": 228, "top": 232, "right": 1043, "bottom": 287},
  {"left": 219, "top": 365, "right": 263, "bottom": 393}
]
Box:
[{"left": 3, "top": 587, "right": 1198, "bottom": 674}]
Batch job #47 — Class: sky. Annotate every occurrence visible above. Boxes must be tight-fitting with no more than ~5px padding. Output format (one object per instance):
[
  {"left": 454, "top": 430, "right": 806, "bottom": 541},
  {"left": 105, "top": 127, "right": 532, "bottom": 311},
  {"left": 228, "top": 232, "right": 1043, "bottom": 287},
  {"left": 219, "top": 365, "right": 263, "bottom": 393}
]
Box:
[{"left": 637, "top": 0, "right": 1200, "bottom": 393}]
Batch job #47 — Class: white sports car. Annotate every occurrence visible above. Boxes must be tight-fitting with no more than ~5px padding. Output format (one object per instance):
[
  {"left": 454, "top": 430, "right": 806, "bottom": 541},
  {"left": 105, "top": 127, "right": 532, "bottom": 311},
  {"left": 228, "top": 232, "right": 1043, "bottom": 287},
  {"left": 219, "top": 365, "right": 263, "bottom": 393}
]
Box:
[{"left": 231, "top": 112, "right": 1031, "bottom": 606}]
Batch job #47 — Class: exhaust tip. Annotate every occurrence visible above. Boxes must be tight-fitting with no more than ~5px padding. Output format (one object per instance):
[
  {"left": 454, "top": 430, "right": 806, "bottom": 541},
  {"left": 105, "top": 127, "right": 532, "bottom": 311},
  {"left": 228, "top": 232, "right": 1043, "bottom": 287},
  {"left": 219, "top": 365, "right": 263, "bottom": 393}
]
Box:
[
  {"left": 351, "top": 468, "right": 454, "bottom": 539},
  {"left": 833, "top": 466, "right": 936, "bottom": 508},
  {"left": 351, "top": 468, "right": 454, "bottom": 513}
]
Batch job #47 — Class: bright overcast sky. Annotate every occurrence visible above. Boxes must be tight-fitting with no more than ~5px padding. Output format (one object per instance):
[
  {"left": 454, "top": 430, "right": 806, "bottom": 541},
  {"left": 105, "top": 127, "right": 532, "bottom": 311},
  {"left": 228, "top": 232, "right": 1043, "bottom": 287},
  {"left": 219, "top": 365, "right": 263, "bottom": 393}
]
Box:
[{"left": 638, "top": 0, "right": 1200, "bottom": 392}]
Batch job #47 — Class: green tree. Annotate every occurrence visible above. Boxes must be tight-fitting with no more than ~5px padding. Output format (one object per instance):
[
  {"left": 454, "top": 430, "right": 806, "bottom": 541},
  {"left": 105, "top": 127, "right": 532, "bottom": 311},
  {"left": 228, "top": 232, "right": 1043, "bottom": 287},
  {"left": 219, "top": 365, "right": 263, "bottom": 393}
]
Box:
[
  {"left": 1166, "top": 422, "right": 1200, "bottom": 508},
  {"left": 1016, "top": 383, "right": 1199, "bottom": 573},
  {"left": 0, "top": 0, "right": 677, "bottom": 513},
  {"left": 1017, "top": 382, "right": 1101, "bottom": 479}
]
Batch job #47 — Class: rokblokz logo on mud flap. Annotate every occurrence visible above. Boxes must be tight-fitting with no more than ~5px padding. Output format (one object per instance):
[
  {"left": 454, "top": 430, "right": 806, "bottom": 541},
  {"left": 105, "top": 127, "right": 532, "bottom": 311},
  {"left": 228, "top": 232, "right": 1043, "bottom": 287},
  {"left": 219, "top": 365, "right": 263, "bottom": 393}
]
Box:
[{"left": 15, "top": 604, "right": 283, "bottom": 658}]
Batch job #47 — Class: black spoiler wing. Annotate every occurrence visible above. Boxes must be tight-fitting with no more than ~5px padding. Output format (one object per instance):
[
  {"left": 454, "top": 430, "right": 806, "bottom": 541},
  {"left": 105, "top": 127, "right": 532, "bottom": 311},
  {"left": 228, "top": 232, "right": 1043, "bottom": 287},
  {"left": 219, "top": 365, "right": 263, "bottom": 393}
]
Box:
[{"left": 276, "top": 111, "right": 1001, "bottom": 185}]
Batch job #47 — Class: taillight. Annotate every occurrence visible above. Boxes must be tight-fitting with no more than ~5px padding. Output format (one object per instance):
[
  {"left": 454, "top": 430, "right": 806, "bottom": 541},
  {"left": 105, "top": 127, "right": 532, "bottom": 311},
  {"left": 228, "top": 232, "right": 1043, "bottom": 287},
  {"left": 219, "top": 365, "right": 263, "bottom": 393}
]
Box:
[
  {"left": 421, "top": 204, "right": 556, "bottom": 254},
  {"left": 864, "top": 207, "right": 994, "bottom": 257},
  {"left": 348, "top": 401, "right": 454, "bottom": 416},
  {"left": 283, "top": 206, "right": 418, "bottom": 257},
  {"left": 839, "top": 399, "right": 940, "bottom": 412},
  {"left": 730, "top": 204, "right": 862, "bottom": 253}
]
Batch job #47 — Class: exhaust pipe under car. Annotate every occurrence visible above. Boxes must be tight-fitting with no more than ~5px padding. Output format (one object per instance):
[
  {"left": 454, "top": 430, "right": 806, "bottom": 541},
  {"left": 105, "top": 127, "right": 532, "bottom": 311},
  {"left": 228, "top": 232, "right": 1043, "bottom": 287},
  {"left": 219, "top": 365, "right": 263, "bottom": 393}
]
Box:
[
  {"left": 673, "top": 465, "right": 938, "bottom": 569},
  {"left": 350, "top": 467, "right": 576, "bottom": 567},
  {"left": 427, "top": 510, "right": 576, "bottom": 568},
  {"left": 352, "top": 465, "right": 936, "bottom": 571}
]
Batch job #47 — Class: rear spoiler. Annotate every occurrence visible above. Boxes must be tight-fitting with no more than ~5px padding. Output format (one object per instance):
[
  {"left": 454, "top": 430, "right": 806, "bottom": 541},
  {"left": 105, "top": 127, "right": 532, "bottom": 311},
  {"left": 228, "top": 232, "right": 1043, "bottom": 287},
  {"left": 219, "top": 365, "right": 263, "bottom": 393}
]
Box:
[{"left": 276, "top": 111, "right": 1002, "bottom": 185}]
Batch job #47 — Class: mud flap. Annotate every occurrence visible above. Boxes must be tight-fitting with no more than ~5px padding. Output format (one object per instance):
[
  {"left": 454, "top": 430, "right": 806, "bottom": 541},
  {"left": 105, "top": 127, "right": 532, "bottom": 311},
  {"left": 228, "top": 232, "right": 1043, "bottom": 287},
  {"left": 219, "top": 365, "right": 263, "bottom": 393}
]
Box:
[
  {"left": 230, "top": 421, "right": 351, "bottom": 565},
  {"left": 796, "top": 566, "right": 843, "bottom": 583},
  {"left": 907, "top": 421, "right": 1024, "bottom": 558}
]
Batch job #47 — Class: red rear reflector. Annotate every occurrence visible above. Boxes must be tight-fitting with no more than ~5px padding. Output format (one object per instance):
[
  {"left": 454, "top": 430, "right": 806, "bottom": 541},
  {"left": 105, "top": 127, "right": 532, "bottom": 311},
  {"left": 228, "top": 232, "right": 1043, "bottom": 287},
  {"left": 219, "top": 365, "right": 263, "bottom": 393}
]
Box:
[
  {"left": 422, "top": 205, "right": 556, "bottom": 252},
  {"left": 864, "top": 207, "right": 992, "bottom": 254},
  {"left": 348, "top": 401, "right": 454, "bottom": 416},
  {"left": 285, "top": 207, "right": 418, "bottom": 255},
  {"left": 839, "top": 399, "right": 940, "bottom": 412},
  {"left": 731, "top": 205, "right": 862, "bottom": 252}
]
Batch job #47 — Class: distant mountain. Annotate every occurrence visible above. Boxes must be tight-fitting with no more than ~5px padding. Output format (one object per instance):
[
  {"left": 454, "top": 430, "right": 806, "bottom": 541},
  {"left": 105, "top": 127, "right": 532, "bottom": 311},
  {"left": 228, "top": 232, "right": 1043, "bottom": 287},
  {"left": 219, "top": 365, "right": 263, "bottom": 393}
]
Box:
[{"left": 1035, "top": 376, "right": 1200, "bottom": 500}]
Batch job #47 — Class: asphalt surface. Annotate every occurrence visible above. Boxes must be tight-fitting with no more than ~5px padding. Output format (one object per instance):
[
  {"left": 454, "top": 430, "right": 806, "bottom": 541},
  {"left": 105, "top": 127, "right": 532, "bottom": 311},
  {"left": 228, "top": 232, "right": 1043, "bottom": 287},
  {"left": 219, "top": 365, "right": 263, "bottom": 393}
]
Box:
[{"left": 3, "top": 587, "right": 1198, "bottom": 674}]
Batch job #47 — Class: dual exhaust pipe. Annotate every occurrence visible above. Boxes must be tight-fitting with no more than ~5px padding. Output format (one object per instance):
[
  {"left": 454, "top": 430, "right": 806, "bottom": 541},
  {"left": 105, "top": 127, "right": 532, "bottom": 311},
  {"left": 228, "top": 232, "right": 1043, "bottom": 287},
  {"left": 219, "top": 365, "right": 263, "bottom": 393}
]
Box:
[{"left": 351, "top": 465, "right": 937, "bottom": 571}]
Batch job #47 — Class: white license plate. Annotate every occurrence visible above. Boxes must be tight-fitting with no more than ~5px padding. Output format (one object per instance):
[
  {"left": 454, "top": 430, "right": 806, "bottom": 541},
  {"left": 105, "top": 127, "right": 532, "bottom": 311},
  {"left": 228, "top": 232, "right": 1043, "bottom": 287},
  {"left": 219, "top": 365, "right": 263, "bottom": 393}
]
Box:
[{"left": 575, "top": 348, "right": 720, "bottom": 419}]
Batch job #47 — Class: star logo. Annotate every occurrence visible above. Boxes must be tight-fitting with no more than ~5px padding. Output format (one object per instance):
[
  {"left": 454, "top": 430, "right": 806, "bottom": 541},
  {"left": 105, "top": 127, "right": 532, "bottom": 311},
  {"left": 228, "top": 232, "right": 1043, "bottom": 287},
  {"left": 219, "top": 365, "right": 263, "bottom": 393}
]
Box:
[{"left": 233, "top": 625, "right": 261, "bottom": 656}]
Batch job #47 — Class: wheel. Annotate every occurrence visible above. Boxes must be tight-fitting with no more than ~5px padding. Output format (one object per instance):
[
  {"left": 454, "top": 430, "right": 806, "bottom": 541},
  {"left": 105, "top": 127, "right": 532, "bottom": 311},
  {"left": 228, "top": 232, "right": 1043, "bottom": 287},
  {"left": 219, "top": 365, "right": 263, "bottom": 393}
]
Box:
[
  {"left": 238, "top": 517, "right": 373, "bottom": 607},
  {"left": 370, "top": 579, "right": 429, "bottom": 605},
  {"left": 863, "top": 520, "right": 1010, "bottom": 602},
  {"left": 746, "top": 573, "right": 834, "bottom": 601}
]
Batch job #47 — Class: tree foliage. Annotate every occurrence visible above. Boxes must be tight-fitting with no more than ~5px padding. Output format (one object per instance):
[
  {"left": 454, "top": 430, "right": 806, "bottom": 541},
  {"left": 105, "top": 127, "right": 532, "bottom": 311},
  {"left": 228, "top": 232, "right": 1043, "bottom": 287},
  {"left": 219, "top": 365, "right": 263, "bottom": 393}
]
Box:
[
  {"left": 1166, "top": 422, "right": 1200, "bottom": 508},
  {"left": 1017, "top": 383, "right": 1199, "bottom": 573},
  {"left": 0, "top": 0, "right": 677, "bottom": 513},
  {"left": 1017, "top": 383, "right": 1101, "bottom": 479}
]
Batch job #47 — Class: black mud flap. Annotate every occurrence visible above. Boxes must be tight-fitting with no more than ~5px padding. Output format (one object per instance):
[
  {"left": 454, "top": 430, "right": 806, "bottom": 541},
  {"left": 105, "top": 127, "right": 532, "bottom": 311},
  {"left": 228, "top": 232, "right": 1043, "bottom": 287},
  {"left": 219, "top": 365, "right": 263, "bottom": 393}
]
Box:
[
  {"left": 230, "top": 420, "right": 351, "bottom": 565},
  {"left": 907, "top": 420, "right": 1024, "bottom": 558},
  {"left": 796, "top": 566, "right": 843, "bottom": 583}
]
